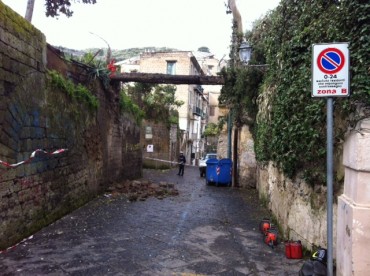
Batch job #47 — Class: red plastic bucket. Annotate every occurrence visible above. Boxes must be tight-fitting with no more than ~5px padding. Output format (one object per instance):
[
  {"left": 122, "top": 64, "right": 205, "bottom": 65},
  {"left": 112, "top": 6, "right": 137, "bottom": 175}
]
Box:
[
  {"left": 285, "top": 241, "right": 302, "bottom": 259},
  {"left": 259, "top": 218, "right": 271, "bottom": 234},
  {"left": 264, "top": 227, "right": 278, "bottom": 247},
  {"left": 285, "top": 242, "right": 292, "bottom": 258}
]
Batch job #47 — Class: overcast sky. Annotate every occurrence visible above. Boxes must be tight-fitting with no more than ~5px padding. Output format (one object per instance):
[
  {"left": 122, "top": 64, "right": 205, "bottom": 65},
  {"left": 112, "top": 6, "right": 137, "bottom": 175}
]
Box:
[{"left": 2, "top": 0, "right": 280, "bottom": 59}]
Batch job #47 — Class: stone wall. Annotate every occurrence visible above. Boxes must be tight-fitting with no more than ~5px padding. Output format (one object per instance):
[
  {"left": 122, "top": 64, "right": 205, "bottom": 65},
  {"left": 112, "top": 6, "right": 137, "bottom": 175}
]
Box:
[
  {"left": 257, "top": 162, "right": 337, "bottom": 252},
  {"left": 217, "top": 132, "right": 228, "bottom": 159},
  {"left": 141, "top": 121, "right": 176, "bottom": 169},
  {"left": 337, "top": 119, "right": 370, "bottom": 275},
  {"left": 218, "top": 117, "right": 338, "bottom": 251},
  {"left": 0, "top": 3, "right": 141, "bottom": 249},
  {"left": 238, "top": 125, "right": 256, "bottom": 188}
]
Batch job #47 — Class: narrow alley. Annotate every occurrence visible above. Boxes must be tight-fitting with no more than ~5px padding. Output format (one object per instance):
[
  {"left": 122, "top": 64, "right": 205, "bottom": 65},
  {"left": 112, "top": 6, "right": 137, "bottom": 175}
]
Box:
[{"left": 0, "top": 166, "right": 305, "bottom": 275}]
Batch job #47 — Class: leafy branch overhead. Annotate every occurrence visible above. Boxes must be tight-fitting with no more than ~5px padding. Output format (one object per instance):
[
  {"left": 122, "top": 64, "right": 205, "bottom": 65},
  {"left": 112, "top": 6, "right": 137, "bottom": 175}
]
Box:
[
  {"left": 25, "top": 0, "right": 97, "bottom": 21},
  {"left": 121, "top": 83, "right": 184, "bottom": 127},
  {"left": 45, "top": 0, "right": 97, "bottom": 17},
  {"left": 203, "top": 123, "right": 220, "bottom": 137}
]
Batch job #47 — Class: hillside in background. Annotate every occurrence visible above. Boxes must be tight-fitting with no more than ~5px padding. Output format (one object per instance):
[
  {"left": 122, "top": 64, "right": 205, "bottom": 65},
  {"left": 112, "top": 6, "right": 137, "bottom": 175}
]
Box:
[{"left": 56, "top": 46, "right": 179, "bottom": 62}]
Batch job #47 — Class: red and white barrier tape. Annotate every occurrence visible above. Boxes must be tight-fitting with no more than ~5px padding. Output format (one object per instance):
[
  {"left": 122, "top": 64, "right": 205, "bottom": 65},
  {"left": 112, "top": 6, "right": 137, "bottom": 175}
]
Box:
[
  {"left": 0, "top": 149, "right": 67, "bottom": 169},
  {"left": 0, "top": 149, "right": 67, "bottom": 253},
  {"left": 0, "top": 235, "right": 33, "bottom": 254},
  {"left": 144, "top": 157, "right": 198, "bottom": 167}
]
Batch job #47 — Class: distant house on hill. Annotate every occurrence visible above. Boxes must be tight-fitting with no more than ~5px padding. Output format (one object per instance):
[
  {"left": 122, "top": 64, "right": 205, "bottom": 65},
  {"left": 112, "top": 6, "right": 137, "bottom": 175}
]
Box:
[{"left": 115, "top": 56, "right": 140, "bottom": 73}]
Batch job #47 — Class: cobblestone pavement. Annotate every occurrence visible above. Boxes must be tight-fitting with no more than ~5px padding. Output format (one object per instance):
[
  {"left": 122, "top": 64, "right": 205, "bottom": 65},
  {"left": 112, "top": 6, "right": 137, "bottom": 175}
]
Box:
[{"left": 0, "top": 166, "right": 305, "bottom": 275}]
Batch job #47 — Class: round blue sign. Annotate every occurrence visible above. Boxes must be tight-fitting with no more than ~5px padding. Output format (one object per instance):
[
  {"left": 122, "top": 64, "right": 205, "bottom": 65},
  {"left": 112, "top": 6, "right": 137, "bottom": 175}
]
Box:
[{"left": 317, "top": 48, "right": 345, "bottom": 74}]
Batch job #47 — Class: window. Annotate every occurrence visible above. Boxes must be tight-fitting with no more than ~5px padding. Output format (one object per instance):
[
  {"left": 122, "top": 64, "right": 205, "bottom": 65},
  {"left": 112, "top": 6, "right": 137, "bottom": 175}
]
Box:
[
  {"left": 209, "top": 106, "right": 215, "bottom": 116},
  {"left": 145, "top": 126, "right": 153, "bottom": 139},
  {"left": 166, "top": 61, "right": 176, "bottom": 75},
  {"left": 208, "top": 65, "right": 214, "bottom": 75},
  {"left": 189, "top": 90, "right": 194, "bottom": 105},
  {"left": 196, "top": 93, "right": 200, "bottom": 109}
]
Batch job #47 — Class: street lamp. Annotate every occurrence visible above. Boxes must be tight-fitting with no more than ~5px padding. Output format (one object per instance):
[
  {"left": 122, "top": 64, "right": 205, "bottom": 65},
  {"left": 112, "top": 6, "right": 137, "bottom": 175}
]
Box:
[
  {"left": 230, "top": 40, "right": 264, "bottom": 187},
  {"left": 238, "top": 41, "right": 252, "bottom": 64},
  {"left": 239, "top": 41, "right": 269, "bottom": 69}
]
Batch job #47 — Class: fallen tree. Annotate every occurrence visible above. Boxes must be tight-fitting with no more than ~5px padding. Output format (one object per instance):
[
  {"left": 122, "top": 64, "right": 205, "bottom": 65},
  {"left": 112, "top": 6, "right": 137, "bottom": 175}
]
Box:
[{"left": 110, "top": 72, "right": 224, "bottom": 85}]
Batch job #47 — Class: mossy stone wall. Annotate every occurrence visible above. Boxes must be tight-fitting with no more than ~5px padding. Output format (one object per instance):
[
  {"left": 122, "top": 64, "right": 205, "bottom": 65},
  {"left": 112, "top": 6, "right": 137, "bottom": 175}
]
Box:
[{"left": 0, "top": 2, "right": 141, "bottom": 249}]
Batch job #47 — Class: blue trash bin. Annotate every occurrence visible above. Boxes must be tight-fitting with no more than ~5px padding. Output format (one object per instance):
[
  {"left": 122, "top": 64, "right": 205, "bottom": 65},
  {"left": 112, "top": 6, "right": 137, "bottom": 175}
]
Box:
[
  {"left": 217, "top": 158, "right": 232, "bottom": 186},
  {"left": 206, "top": 158, "right": 219, "bottom": 185}
]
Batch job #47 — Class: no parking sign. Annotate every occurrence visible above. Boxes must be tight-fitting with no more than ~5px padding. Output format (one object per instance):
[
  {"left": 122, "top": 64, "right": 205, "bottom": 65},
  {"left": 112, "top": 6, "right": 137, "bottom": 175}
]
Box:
[
  {"left": 312, "top": 42, "right": 350, "bottom": 275},
  {"left": 312, "top": 43, "right": 349, "bottom": 97}
]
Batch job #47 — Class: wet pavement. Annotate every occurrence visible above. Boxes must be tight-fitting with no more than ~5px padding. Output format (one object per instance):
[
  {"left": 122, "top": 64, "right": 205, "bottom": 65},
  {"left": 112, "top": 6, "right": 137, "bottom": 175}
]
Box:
[{"left": 0, "top": 166, "right": 305, "bottom": 275}]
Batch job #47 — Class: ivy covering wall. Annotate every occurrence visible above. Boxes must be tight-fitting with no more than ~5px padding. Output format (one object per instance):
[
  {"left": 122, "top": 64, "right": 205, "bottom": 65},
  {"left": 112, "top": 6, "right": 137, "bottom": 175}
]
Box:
[{"left": 221, "top": 0, "right": 370, "bottom": 187}]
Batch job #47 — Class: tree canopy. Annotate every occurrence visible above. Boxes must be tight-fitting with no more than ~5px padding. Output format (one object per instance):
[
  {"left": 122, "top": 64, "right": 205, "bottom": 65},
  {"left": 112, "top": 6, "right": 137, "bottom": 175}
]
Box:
[
  {"left": 45, "top": 0, "right": 97, "bottom": 17},
  {"left": 25, "top": 0, "right": 97, "bottom": 21},
  {"left": 121, "top": 83, "right": 184, "bottom": 127}
]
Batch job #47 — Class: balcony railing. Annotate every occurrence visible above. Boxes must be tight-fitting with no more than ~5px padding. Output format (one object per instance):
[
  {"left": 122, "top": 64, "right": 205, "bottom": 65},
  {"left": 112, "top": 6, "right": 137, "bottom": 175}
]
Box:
[
  {"left": 187, "top": 133, "right": 198, "bottom": 142},
  {"left": 192, "top": 105, "right": 201, "bottom": 116},
  {"left": 195, "top": 85, "right": 204, "bottom": 93}
]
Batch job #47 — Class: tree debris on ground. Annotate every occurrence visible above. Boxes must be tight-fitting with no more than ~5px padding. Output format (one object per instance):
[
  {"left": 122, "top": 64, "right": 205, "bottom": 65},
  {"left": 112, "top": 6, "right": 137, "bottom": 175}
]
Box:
[{"left": 105, "top": 179, "right": 179, "bottom": 202}]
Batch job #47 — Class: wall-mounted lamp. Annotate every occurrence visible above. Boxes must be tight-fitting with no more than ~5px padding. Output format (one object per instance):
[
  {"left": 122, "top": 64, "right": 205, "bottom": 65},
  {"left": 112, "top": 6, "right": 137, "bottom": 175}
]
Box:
[
  {"left": 239, "top": 41, "right": 268, "bottom": 69},
  {"left": 238, "top": 41, "right": 252, "bottom": 64}
]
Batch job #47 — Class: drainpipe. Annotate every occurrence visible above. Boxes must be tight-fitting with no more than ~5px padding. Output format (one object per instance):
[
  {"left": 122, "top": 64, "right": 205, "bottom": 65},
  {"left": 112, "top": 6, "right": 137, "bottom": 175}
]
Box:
[
  {"left": 232, "top": 124, "right": 238, "bottom": 187},
  {"left": 227, "top": 111, "right": 232, "bottom": 159}
]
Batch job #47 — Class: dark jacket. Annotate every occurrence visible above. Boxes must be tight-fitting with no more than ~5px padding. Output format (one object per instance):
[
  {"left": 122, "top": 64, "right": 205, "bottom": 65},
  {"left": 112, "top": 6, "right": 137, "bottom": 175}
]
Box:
[{"left": 179, "top": 154, "right": 186, "bottom": 165}]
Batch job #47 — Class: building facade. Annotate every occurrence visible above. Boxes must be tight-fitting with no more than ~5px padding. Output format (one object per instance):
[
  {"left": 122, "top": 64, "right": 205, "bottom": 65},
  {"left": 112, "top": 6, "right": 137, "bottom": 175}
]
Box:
[
  {"left": 193, "top": 51, "right": 227, "bottom": 156},
  {"left": 117, "top": 51, "right": 220, "bottom": 166}
]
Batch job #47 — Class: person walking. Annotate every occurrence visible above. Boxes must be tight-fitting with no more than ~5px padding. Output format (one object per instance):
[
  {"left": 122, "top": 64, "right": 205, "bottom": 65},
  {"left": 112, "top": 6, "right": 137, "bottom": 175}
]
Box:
[{"left": 177, "top": 152, "right": 186, "bottom": 176}]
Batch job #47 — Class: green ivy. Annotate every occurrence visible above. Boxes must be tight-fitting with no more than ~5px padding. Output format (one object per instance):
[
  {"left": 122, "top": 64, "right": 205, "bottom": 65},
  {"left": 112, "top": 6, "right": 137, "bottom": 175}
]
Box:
[
  {"left": 119, "top": 91, "right": 144, "bottom": 125},
  {"left": 203, "top": 123, "right": 220, "bottom": 137},
  {"left": 122, "top": 83, "right": 184, "bottom": 128},
  {"left": 219, "top": 66, "right": 263, "bottom": 128},
  {"left": 48, "top": 70, "right": 98, "bottom": 111},
  {"left": 226, "top": 0, "right": 369, "bottom": 186},
  {"left": 254, "top": 121, "right": 270, "bottom": 164},
  {"left": 169, "top": 114, "right": 179, "bottom": 125}
]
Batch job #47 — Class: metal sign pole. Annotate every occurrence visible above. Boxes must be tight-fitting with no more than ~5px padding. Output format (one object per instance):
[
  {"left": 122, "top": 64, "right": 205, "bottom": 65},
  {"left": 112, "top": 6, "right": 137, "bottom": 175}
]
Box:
[
  {"left": 312, "top": 42, "right": 349, "bottom": 276},
  {"left": 326, "top": 97, "right": 334, "bottom": 276}
]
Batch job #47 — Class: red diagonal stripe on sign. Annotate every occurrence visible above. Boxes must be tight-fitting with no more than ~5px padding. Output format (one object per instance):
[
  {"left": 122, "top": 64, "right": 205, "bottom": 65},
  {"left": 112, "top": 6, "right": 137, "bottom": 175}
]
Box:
[{"left": 323, "top": 53, "right": 341, "bottom": 67}]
